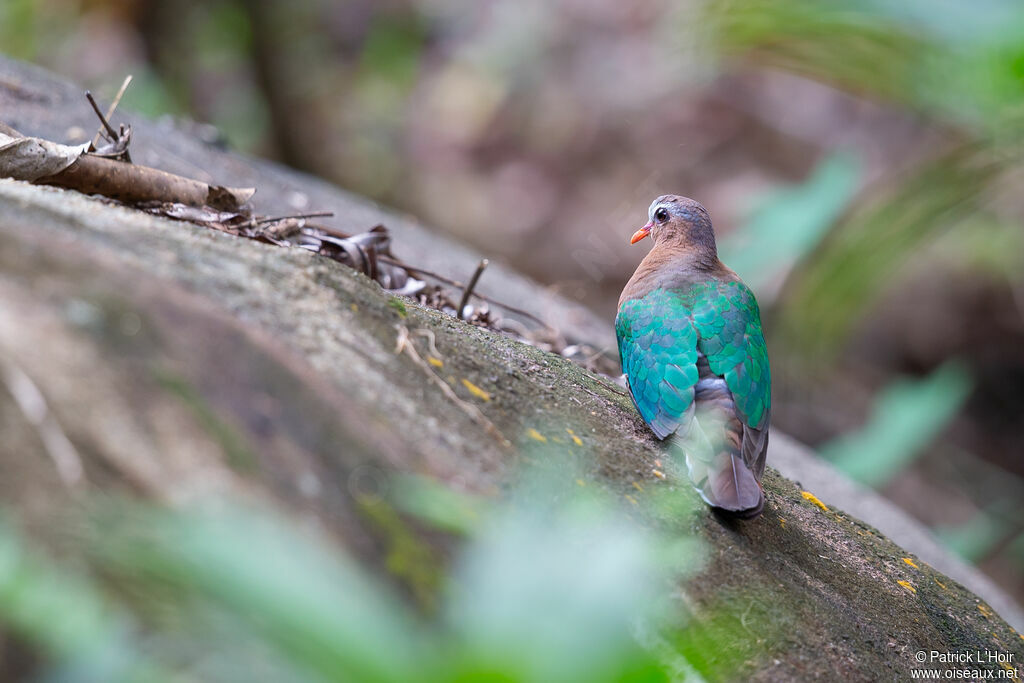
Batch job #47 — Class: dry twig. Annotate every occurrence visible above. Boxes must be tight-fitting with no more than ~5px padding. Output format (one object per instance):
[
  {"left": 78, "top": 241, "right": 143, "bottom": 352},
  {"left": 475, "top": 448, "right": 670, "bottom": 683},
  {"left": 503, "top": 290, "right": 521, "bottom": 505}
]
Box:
[
  {"left": 376, "top": 255, "right": 551, "bottom": 329},
  {"left": 394, "top": 326, "right": 511, "bottom": 450},
  {"left": 458, "top": 259, "right": 489, "bottom": 320},
  {"left": 91, "top": 75, "right": 132, "bottom": 149},
  {"left": 85, "top": 90, "right": 118, "bottom": 142}
]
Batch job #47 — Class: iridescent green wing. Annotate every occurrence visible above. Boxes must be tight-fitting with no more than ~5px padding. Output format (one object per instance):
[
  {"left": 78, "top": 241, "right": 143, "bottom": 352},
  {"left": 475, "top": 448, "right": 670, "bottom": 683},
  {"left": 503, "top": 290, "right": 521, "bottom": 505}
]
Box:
[
  {"left": 615, "top": 289, "right": 701, "bottom": 439},
  {"left": 685, "top": 281, "right": 771, "bottom": 431}
]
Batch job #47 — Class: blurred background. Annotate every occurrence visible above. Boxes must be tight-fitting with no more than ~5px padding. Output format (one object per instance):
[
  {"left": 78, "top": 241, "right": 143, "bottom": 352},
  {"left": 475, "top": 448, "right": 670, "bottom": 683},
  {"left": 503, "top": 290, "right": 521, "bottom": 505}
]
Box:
[{"left": 4, "top": 0, "right": 1021, "bottom": 609}]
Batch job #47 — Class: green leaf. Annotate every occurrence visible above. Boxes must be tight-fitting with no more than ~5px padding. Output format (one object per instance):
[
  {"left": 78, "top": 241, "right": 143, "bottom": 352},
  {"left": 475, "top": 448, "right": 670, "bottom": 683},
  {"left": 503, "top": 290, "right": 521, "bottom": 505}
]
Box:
[
  {"left": 707, "top": 0, "right": 1024, "bottom": 126},
  {"left": 777, "top": 145, "right": 1000, "bottom": 358},
  {"left": 719, "top": 152, "right": 861, "bottom": 293},
  {"left": 391, "top": 474, "right": 487, "bottom": 536},
  {"left": 820, "top": 361, "right": 972, "bottom": 488},
  {"left": 91, "top": 504, "right": 424, "bottom": 683},
  {"left": 443, "top": 470, "right": 698, "bottom": 682},
  {"left": 0, "top": 518, "right": 164, "bottom": 682},
  {"left": 935, "top": 508, "right": 1013, "bottom": 563}
]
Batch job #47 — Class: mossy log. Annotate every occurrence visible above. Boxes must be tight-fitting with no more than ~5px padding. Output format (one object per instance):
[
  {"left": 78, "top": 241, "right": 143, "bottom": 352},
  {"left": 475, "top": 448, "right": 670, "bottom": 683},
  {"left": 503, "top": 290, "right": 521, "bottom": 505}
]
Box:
[{"left": 1, "top": 57, "right": 1022, "bottom": 682}]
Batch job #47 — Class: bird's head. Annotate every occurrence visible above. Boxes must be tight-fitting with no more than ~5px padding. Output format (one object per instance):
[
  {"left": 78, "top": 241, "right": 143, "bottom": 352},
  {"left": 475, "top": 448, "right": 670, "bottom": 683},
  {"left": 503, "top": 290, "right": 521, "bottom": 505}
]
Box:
[{"left": 630, "top": 195, "right": 717, "bottom": 256}]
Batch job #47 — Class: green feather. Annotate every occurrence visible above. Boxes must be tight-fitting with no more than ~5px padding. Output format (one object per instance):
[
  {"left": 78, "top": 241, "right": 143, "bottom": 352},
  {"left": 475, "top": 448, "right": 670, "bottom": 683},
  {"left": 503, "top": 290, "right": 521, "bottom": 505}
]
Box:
[{"left": 616, "top": 281, "right": 770, "bottom": 438}]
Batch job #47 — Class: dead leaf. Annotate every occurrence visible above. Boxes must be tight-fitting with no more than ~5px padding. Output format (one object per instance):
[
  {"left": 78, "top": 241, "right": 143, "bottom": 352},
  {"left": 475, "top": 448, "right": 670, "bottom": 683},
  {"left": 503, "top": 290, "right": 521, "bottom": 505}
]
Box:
[{"left": 0, "top": 132, "right": 88, "bottom": 181}]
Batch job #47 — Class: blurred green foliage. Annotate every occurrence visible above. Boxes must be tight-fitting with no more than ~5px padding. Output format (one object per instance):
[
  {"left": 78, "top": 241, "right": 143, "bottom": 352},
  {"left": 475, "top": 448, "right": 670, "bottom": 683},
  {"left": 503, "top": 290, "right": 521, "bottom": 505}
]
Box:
[
  {"left": 358, "top": 14, "right": 425, "bottom": 90},
  {"left": 935, "top": 500, "right": 1017, "bottom": 563},
  {"left": 0, "top": 465, "right": 715, "bottom": 682},
  {"left": 819, "top": 362, "right": 972, "bottom": 488},
  {"left": 778, "top": 146, "right": 1000, "bottom": 356},
  {"left": 719, "top": 152, "right": 861, "bottom": 292},
  {"left": 0, "top": 519, "right": 156, "bottom": 682},
  {"left": 712, "top": 0, "right": 1024, "bottom": 127},
  {"left": 0, "top": 0, "right": 42, "bottom": 61}
]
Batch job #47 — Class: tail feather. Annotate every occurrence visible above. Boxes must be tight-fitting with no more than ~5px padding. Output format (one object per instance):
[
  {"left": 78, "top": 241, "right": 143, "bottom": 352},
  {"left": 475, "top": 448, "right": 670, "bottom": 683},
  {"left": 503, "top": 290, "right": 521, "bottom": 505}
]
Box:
[
  {"left": 671, "top": 416, "right": 764, "bottom": 518},
  {"left": 707, "top": 452, "right": 763, "bottom": 514}
]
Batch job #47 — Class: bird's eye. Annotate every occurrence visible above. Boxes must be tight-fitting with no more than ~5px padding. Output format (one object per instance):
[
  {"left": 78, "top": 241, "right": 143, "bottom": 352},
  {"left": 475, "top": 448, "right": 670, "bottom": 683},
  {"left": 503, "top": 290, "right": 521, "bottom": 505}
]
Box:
[{"left": 654, "top": 207, "right": 669, "bottom": 223}]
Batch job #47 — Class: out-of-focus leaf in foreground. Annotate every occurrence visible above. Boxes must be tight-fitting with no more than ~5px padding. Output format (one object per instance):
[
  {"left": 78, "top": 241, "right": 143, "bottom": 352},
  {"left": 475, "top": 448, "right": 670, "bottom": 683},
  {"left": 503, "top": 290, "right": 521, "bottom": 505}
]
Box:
[
  {"left": 819, "top": 361, "right": 972, "bottom": 488},
  {"left": 0, "top": 518, "right": 159, "bottom": 683},
  {"left": 391, "top": 473, "right": 486, "bottom": 537},
  {"left": 90, "top": 503, "right": 424, "bottom": 683},
  {"left": 441, "top": 468, "right": 704, "bottom": 682},
  {"left": 0, "top": 462, "right": 710, "bottom": 682}
]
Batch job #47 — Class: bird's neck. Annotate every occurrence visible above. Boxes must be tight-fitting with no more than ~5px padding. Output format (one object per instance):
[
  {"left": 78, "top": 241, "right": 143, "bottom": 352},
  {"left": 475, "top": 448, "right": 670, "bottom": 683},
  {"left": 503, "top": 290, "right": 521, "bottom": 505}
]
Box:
[{"left": 619, "top": 242, "right": 734, "bottom": 307}]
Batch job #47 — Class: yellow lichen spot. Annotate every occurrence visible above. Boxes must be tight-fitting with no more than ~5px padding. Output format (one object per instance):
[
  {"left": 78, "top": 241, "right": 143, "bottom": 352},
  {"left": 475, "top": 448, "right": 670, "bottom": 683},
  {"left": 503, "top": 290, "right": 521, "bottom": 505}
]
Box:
[
  {"left": 779, "top": 517, "right": 786, "bottom": 529},
  {"left": 934, "top": 579, "right": 947, "bottom": 591},
  {"left": 801, "top": 491, "right": 829, "bottom": 511},
  {"left": 461, "top": 379, "right": 491, "bottom": 401},
  {"left": 897, "top": 580, "right": 916, "bottom": 594},
  {"left": 350, "top": 303, "right": 358, "bottom": 312},
  {"left": 427, "top": 356, "right": 444, "bottom": 368},
  {"left": 566, "top": 428, "right": 583, "bottom": 446},
  {"left": 624, "top": 494, "right": 638, "bottom": 506},
  {"left": 526, "top": 428, "right": 547, "bottom": 443},
  {"left": 902, "top": 557, "right": 919, "bottom": 570},
  {"left": 575, "top": 479, "right": 586, "bottom": 487},
  {"left": 652, "top": 469, "right": 666, "bottom": 479},
  {"left": 978, "top": 604, "right": 994, "bottom": 619},
  {"left": 632, "top": 481, "right": 644, "bottom": 492}
]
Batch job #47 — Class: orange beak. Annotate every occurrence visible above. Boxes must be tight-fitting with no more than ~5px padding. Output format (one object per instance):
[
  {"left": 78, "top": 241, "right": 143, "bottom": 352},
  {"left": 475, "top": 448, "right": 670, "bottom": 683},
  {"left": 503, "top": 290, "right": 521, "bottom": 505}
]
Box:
[{"left": 630, "top": 221, "right": 653, "bottom": 244}]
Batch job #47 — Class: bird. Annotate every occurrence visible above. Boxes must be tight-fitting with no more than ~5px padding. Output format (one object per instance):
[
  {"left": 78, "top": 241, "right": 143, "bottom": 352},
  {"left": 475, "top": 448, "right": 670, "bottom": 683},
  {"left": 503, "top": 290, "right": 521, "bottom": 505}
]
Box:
[{"left": 615, "top": 195, "right": 770, "bottom": 518}]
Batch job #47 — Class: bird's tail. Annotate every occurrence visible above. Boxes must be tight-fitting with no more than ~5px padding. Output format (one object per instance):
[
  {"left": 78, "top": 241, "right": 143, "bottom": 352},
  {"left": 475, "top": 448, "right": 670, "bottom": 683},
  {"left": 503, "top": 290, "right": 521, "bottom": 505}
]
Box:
[{"left": 669, "top": 416, "right": 764, "bottom": 518}]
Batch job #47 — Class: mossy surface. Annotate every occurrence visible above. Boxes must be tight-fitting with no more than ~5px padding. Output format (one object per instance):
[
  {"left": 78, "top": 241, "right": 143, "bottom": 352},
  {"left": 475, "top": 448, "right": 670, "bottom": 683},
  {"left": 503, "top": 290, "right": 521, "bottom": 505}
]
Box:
[
  {"left": 1, "top": 177, "right": 1020, "bottom": 681},
  {"left": 0, "top": 54, "right": 1021, "bottom": 681}
]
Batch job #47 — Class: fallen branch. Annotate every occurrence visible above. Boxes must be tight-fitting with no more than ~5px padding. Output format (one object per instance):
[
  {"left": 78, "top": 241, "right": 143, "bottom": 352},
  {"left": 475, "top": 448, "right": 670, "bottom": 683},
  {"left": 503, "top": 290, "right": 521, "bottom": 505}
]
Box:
[
  {"left": 1, "top": 121, "right": 579, "bottom": 358},
  {"left": 34, "top": 155, "right": 251, "bottom": 210},
  {"left": 1, "top": 81, "right": 252, "bottom": 210},
  {"left": 37, "top": 155, "right": 254, "bottom": 210},
  {"left": 1, "top": 128, "right": 253, "bottom": 211}
]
